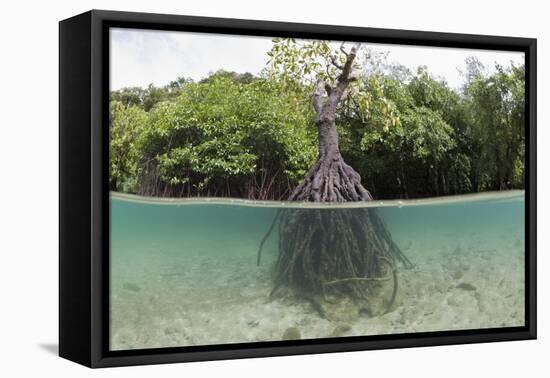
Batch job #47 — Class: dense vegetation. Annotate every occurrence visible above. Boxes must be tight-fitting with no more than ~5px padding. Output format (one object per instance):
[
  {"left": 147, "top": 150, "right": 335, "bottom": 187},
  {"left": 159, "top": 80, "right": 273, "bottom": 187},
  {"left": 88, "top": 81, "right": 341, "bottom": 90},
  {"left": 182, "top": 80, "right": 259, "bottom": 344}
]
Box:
[{"left": 110, "top": 40, "right": 525, "bottom": 200}]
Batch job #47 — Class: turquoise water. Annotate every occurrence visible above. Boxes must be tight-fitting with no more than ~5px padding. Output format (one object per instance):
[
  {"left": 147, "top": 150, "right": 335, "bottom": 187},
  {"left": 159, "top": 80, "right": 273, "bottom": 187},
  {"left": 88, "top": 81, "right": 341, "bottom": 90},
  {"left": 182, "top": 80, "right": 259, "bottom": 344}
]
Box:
[{"left": 109, "top": 191, "right": 525, "bottom": 350}]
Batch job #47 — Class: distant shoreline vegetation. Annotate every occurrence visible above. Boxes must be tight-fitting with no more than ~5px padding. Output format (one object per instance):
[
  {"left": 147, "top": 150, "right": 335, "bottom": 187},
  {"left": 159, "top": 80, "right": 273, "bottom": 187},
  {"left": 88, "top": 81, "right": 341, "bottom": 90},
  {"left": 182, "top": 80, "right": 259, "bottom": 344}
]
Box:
[{"left": 109, "top": 46, "right": 525, "bottom": 200}]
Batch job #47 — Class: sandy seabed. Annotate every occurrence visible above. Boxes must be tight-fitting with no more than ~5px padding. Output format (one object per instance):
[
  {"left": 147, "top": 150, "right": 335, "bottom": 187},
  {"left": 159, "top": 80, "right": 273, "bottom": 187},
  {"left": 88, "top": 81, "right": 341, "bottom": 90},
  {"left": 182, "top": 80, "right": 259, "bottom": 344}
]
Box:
[{"left": 110, "top": 226, "right": 525, "bottom": 351}]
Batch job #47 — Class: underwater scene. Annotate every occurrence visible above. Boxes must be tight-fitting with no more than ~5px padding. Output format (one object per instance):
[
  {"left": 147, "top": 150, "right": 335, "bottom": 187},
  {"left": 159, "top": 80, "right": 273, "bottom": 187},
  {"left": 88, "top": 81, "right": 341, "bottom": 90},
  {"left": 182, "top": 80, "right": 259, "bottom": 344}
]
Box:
[{"left": 109, "top": 190, "right": 525, "bottom": 351}]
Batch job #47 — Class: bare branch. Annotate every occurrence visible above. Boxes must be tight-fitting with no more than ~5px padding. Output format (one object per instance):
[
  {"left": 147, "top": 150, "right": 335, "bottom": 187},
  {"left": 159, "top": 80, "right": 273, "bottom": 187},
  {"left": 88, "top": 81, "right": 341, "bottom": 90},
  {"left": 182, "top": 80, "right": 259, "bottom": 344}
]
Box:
[
  {"left": 330, "top": 55, "right": 344, "bottom": 70},
  {"left": 338, "top": 45, "right": 359, "bottom": 83},
  {"left": 339, "top": 42, "right": 349, "bottom": 57},
  {"left": 324, "top": 43, "right": 363, "bottom": 106}
]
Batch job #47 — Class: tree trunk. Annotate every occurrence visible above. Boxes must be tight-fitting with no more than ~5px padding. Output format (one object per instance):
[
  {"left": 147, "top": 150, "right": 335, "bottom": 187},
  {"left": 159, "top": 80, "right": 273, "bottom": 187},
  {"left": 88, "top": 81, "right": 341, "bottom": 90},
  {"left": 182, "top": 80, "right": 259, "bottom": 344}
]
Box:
[{"left": 290, "top": 109, "right": 372, "bottom": 202}]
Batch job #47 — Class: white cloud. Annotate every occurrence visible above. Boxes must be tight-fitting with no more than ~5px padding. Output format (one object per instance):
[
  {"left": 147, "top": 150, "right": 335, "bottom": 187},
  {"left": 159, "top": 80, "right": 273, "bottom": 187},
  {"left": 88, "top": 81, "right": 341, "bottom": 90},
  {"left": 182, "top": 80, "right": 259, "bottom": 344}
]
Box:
[
  {"left": 110, "top": 28, "right": 524, "bottom": 91},
  {"left": 110, "top": 28, "right": 273, "bottom": 90}
]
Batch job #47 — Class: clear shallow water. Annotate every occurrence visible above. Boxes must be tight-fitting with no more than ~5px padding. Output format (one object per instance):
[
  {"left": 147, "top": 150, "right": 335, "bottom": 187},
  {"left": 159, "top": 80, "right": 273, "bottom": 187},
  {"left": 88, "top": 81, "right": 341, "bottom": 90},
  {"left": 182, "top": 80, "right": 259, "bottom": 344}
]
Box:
[{"left": 109, "top": 191, "right": 525, "bottom": 350}]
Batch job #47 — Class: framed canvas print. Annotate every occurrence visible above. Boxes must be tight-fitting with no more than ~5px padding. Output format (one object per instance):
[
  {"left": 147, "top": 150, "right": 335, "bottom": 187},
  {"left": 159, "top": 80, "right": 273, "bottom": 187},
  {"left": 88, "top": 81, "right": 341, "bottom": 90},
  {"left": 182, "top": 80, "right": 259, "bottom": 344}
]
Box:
[{"left": 59, "top": 10, "right": 537, "bottom": 368}]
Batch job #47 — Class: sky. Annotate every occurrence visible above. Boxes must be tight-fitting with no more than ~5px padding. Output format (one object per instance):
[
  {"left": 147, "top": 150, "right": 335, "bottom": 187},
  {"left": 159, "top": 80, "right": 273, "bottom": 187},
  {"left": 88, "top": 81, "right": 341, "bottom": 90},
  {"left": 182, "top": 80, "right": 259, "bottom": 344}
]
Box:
[{"left": 110, "top": 28, "right": 524, "bottom": 92}]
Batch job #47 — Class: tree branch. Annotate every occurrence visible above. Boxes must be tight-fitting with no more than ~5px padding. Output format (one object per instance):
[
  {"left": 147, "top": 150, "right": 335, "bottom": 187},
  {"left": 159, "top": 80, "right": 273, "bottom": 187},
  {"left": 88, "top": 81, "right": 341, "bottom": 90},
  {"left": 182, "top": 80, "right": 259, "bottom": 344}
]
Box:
[
  {"left": 312, "top": 79, "right": 326, "bottom": 114},
  {"left": 323, "top": 43, "right": 361, "bottom": 105},
  {"left": 339, "top": 42, "right": 349, "bottom": 57},
  {"left": 338, "top": 44, "right": 360, "bottom": 83},
  {"left": 330, "top": 55, "right": 344, "bottom": 70}
]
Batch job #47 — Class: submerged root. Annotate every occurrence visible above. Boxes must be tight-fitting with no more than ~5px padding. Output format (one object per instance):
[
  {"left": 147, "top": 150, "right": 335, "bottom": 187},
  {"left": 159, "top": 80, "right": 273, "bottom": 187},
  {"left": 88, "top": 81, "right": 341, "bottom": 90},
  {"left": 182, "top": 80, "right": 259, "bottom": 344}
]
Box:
[
  {"left": 257, "top": 209, "right": 282, "bottom": 266},
  {"left": 265, "top": 207, "right": 411, "bottom": 318}
]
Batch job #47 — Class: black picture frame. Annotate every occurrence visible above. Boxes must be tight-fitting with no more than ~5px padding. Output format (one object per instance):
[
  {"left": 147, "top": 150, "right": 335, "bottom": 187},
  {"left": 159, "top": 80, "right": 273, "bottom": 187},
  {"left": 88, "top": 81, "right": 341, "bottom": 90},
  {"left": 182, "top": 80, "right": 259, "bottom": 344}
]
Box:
[{"left": 59, "top": 9, "right": 537, "bottom": 368}]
